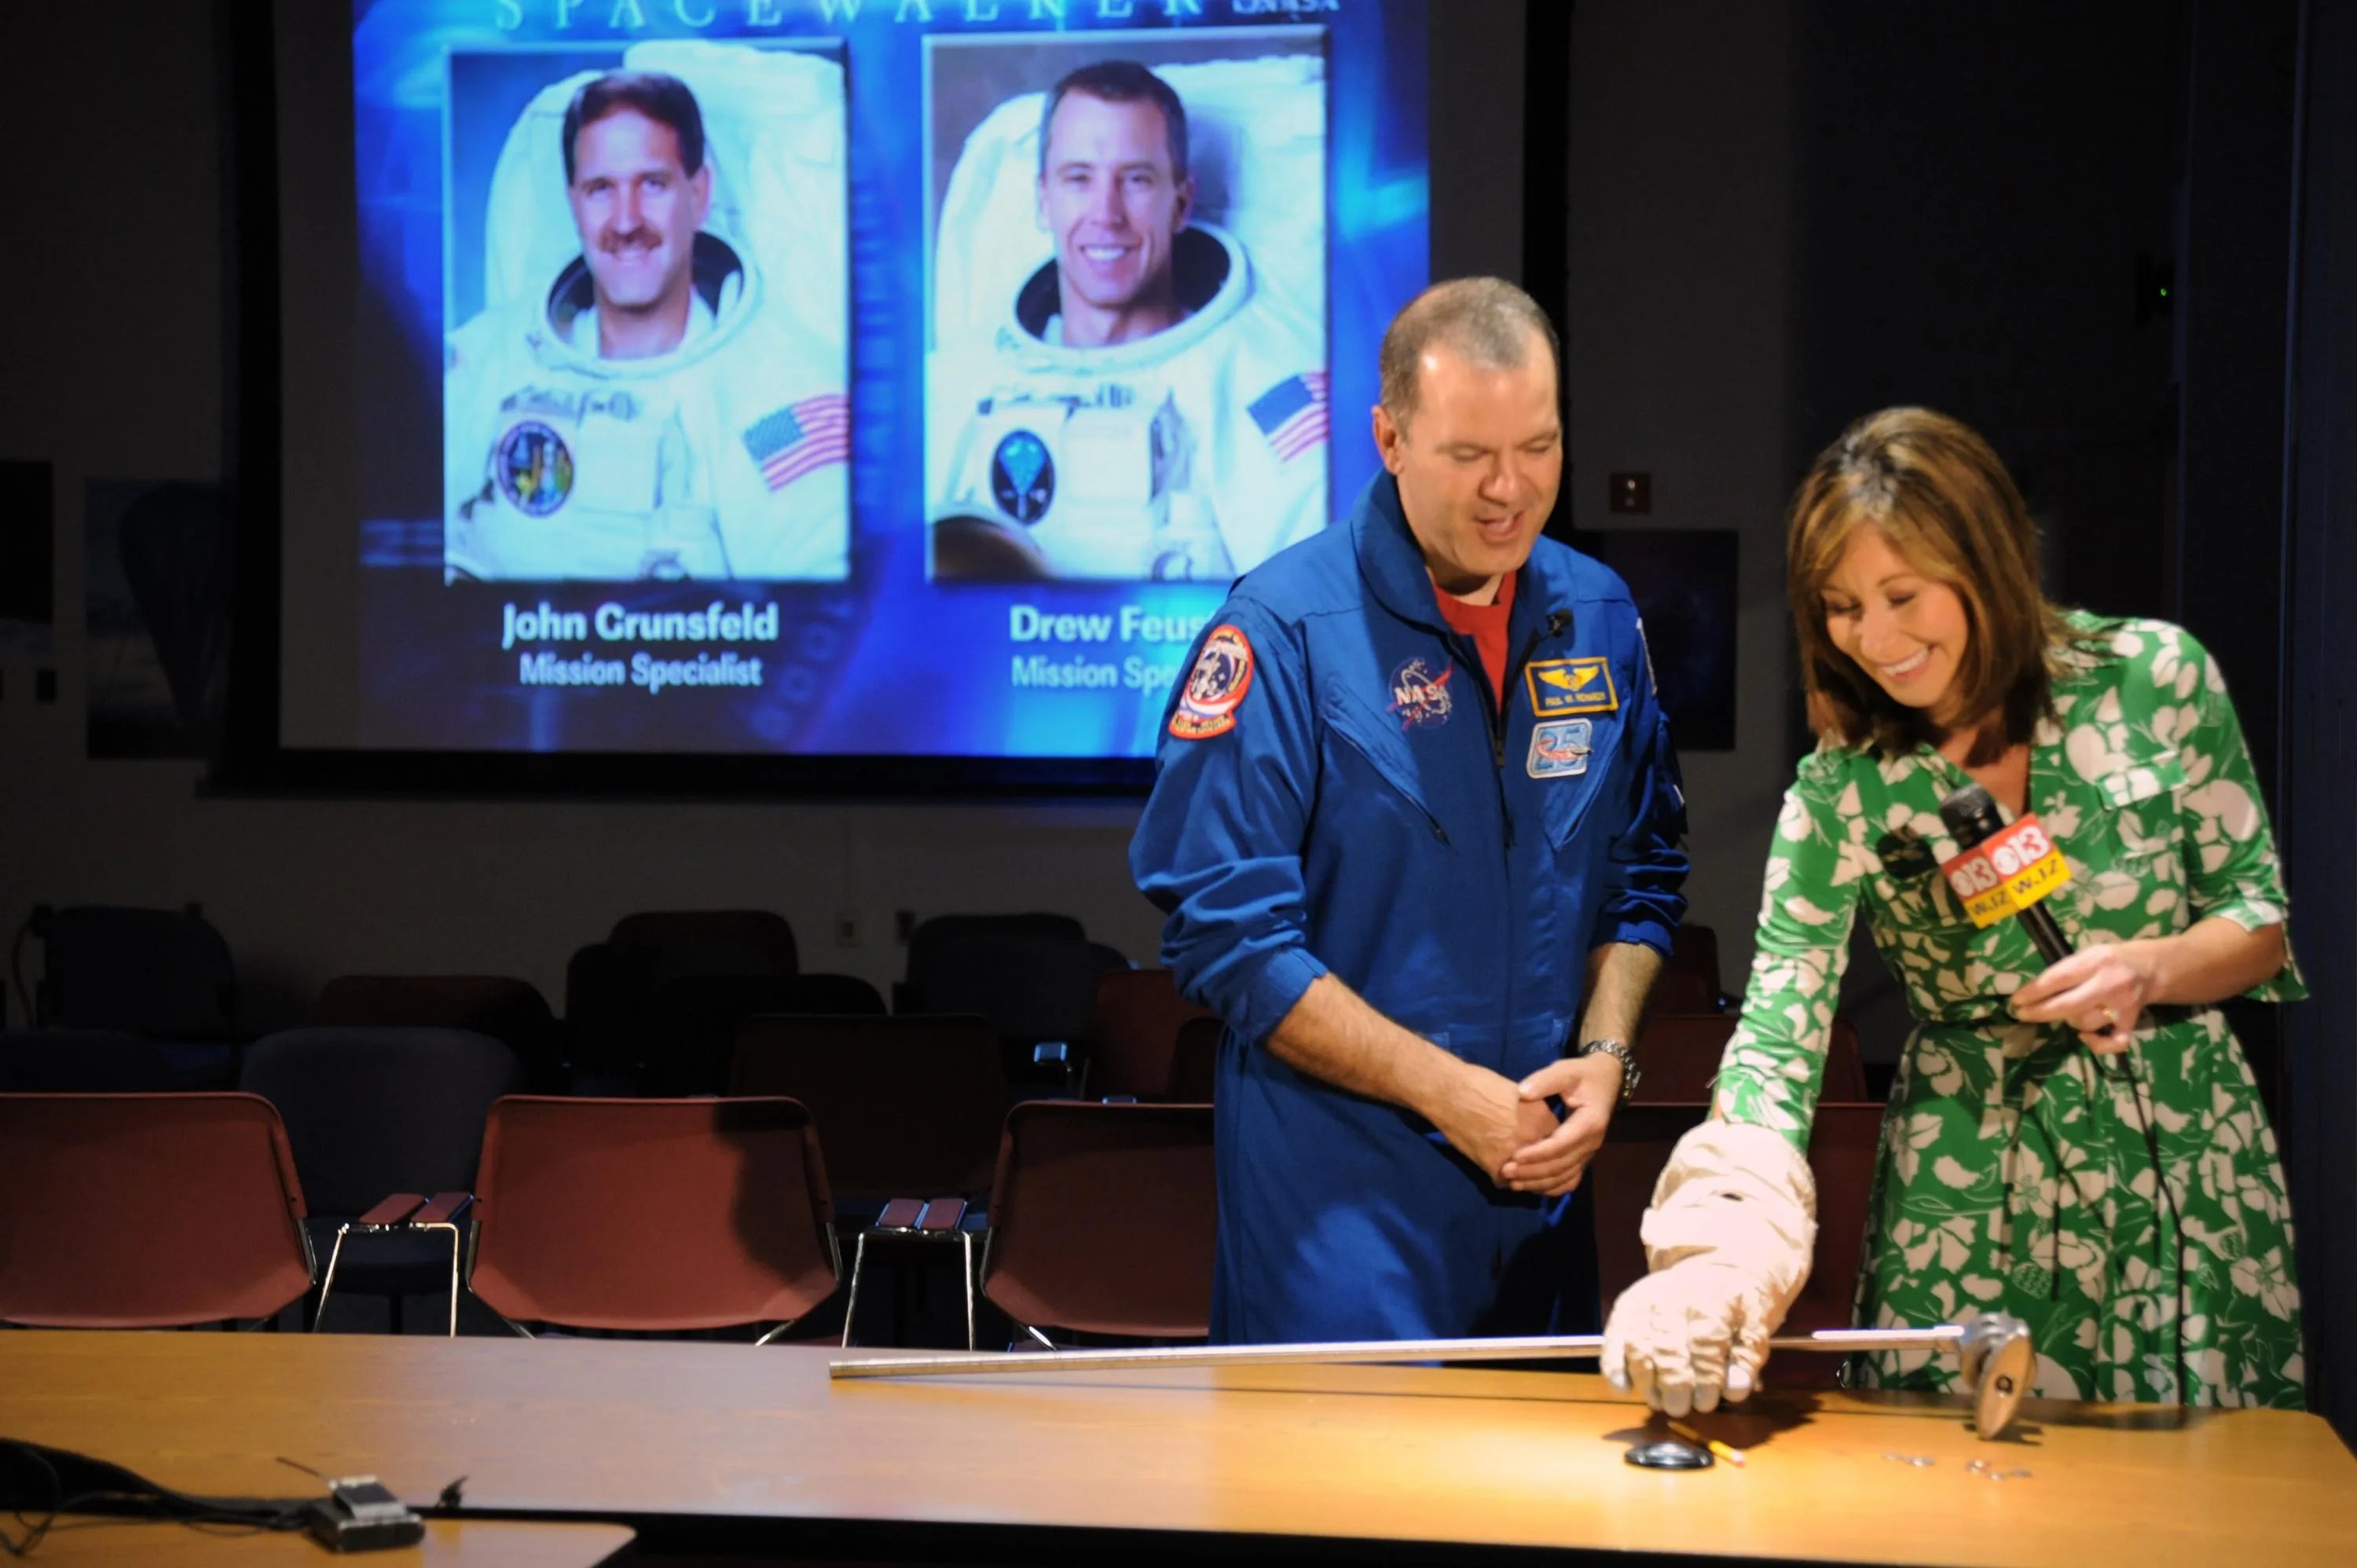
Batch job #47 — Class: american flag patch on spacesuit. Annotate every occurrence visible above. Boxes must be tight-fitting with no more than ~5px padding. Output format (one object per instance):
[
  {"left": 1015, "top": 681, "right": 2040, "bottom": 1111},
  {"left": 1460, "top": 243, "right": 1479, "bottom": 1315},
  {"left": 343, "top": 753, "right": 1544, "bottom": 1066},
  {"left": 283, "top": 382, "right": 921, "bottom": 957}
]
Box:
[
  {"left": 1248, "top": 372, "right": 1329, "bottom": 463},
  {"left": 742, "top": 394, "right": 850, "bottom": 491}
]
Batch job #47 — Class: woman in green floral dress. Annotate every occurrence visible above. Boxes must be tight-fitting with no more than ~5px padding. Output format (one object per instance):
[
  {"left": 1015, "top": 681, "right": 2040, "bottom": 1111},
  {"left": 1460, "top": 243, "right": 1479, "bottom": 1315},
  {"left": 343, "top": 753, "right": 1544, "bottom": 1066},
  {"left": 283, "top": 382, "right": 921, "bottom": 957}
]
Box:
[{"left": 1604, "top": 407, "right": 2304, "bottom": 1412}]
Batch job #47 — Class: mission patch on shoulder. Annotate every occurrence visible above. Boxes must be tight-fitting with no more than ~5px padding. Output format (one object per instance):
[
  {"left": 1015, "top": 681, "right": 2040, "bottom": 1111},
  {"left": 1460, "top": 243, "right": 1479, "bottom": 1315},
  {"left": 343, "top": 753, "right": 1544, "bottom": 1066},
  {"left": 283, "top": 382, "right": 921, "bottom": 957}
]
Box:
[{"left": 1170, "top": 623, "right": 1255, "bottom": 739}]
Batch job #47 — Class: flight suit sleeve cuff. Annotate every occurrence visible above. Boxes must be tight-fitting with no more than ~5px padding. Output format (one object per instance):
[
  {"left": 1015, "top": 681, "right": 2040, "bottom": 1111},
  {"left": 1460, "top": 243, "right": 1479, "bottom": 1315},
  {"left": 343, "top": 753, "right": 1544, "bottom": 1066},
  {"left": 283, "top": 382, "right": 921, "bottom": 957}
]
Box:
[
  {"left": 1235, "top": 947, "right": 1330, "bottom": 1048},
  {"left": 1592, "top": 910, "right": 1678, "bottom": 961}
]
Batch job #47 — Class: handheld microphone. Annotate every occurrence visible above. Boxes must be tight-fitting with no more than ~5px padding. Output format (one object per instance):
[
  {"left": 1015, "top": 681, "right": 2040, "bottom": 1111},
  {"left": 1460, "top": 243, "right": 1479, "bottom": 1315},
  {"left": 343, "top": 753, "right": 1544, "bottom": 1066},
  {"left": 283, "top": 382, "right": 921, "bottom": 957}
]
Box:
[{"left": 1935, "top": 782, "right": 2074, "bottom": 964}]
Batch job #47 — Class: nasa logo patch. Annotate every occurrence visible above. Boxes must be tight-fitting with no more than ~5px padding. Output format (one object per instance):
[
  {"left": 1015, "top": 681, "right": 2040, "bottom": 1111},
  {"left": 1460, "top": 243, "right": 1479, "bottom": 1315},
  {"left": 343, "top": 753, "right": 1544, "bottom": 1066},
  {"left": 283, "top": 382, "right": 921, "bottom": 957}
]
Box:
[
  {"left": 991, "top": 430, "right": 1056, "bottom": 524},
  {"left": 1527, "top": 657, "right": 1618, "bottom": 717},
  {"left": 1170, "top": 624, "right": 1255, "bottom": 739},
  {"left": 1527, "top": 719, "right": 1593, "bottom": 779},
  {"left": 495, "top": 421, "right": 574, "bottom": 517},
  {"left": 1387, "top": 657, "right": 1454, "bottom": 730}
]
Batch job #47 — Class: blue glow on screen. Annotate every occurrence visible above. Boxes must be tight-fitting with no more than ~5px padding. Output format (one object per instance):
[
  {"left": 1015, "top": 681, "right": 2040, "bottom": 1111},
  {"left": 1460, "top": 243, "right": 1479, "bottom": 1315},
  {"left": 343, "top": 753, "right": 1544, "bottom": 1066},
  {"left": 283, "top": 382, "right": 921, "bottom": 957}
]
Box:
[{"left": 348, "top": 0, "right": 1430, "bottom": 757}]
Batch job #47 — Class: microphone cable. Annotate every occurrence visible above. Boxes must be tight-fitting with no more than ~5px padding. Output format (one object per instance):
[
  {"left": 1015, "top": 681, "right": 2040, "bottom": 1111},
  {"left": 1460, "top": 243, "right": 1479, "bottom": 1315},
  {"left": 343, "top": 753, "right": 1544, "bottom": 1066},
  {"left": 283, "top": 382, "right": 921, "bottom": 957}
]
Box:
[{"left": 2094, "top": 1046, "right": 2190, "bottom": 1403}]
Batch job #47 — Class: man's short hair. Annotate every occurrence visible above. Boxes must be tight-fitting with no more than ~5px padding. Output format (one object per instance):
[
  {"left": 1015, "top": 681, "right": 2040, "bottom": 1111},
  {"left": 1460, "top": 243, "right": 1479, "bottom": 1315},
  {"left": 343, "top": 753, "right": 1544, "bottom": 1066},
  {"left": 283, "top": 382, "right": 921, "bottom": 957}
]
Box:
[
  {"left": 1037, "top": 60, "right": 1189, "bottom": 181},
  {"left": 562, "top": 71, "right": 706, "bottom": 185},
  {"left": 1379, "top": 278, "right": 1562, "bottom": 423}
]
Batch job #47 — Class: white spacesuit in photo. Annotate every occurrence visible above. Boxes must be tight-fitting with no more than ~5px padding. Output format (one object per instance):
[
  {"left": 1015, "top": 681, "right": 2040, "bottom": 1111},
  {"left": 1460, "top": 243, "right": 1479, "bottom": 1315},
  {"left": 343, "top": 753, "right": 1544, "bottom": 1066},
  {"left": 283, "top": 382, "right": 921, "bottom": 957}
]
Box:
[
  {"left": 926, "top": 55, "right": 1327, "bottom": 582},
  {"left": 445, "top": 41, "right": 849, "bottom": 582}
]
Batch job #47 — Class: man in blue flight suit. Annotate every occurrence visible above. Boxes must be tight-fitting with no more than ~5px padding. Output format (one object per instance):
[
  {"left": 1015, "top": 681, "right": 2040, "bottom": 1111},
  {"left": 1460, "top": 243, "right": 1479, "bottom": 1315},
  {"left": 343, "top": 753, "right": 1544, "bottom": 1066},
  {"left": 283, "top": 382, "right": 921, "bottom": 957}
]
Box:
[{"left": 1131, "top": 278, "right": 1689, "bottom": 1343}]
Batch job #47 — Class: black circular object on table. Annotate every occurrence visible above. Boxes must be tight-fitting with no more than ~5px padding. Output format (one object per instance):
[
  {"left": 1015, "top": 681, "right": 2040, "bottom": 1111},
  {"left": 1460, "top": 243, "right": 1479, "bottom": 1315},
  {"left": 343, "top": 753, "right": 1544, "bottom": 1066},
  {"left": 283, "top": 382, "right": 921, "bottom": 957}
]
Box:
[{"left": 1625, "top": 1438, "right": 1713, "bottom": 1470}]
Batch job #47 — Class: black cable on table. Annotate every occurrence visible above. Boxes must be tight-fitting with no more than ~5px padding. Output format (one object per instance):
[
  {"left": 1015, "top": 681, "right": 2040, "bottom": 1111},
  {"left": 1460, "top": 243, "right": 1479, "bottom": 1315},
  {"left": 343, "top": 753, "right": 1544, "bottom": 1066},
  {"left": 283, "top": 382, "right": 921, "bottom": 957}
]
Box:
[{"left": 1, "top": 1439, "right": 317, "bottom": 1559}]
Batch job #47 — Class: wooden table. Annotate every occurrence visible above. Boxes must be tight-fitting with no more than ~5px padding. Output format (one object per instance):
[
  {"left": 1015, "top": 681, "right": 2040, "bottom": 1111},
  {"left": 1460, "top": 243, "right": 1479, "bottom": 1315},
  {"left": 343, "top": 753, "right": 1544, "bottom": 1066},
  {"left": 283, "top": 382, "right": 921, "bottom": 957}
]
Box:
[
  {"left": 3, "top": 1331, "right": 2352, "bottom": 1564},
  {"left": 11, "top": 1518, "right": 633, "bottom": 1566}
]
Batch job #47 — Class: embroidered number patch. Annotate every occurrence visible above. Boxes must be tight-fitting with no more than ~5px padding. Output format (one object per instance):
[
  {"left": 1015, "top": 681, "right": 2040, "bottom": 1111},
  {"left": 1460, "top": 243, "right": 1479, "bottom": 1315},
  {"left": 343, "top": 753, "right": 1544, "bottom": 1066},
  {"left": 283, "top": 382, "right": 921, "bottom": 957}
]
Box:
[
  {"left": 1170, "top": 624, "right": 1255, "bottom": 739},
  {"left": 1527, "top": 720, "right": 1593, "bottom": 779}
]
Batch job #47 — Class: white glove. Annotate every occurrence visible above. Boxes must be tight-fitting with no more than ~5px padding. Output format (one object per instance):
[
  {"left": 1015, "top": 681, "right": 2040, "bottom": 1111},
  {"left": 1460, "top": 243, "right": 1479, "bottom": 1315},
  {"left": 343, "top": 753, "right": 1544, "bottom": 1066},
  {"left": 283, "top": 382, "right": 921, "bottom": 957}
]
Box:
[{"left": 1600, "top": 1120, "right": 1817, "bottom": 1416}]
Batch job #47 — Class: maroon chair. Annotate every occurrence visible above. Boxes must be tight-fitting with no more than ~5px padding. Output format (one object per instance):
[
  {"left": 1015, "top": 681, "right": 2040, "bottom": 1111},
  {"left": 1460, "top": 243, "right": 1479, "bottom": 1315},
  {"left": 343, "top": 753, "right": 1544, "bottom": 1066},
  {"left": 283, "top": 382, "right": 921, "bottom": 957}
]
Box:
[
  {"left": 1649, "top": 924, "right": 1728, "bottom": 1015},
  {"left": 728, "top": 1015, "right": 1007, "bottom": 1200},
  {"left": 1630, "top": 1013, "right": 1868, "bottom": 1108},
  {"left": 731, "top": 1016, "right": 1010, "bottom": 1350},
  {"left": 1087, "top": 969, "right": 1214, "bottom": 1101},
  {"left": 0, "top": 1093, "right": 313, "bottom": 1327},
  {"left": 1629, "top": 1013, "right": 1739, "bottom": 1103},
  {"left": 1168, "top": 1016, "right": 1222, "bottom": 1104},
  {"left": 466, "top": 1096, "right": 839, "bottom": 1339},
  {"left": 1589, "top": 1102, "right": 1711, "bottom": 1313},
  {"left": 981, "top": 1101, "right": 1216, "bottom": 1343},
  {"left": 1821, "top": 1018, "right": 1871, "bottom": 1104},
  {"left": 1783, "top": 1101, "right": 1887, "bottom": 1349}
]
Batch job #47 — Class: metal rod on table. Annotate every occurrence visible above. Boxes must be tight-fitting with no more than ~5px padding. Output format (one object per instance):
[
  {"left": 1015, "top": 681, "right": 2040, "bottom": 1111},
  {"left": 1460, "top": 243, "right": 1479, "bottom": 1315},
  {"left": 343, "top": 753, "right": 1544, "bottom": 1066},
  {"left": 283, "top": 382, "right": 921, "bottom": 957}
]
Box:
[{"left": 830, "top": 1325, "right": 1964, "bottom": 1380}]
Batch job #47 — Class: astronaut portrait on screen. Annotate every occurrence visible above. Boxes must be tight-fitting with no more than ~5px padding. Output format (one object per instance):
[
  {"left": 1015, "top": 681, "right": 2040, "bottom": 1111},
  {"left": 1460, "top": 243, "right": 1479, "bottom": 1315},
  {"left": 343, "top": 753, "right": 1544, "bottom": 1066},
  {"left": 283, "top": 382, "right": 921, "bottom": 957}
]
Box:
[
  {"left": 445, "top": 44, "right": 850, "bottom": 583},
  {"left": 928, "top": 55, "right": 1328, "bottom": 582}
]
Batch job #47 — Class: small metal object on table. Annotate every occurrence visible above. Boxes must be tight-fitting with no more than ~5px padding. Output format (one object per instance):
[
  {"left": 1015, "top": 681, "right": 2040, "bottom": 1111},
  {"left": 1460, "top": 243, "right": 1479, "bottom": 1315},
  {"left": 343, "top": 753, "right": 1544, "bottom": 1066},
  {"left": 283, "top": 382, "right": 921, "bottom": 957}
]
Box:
[
  {"left": 1967, "top": 1459, "right": 2034, "bottom": 1481},
  {"left": 1626, "top": 1439, "right": 1712, "bottom": 1470}
]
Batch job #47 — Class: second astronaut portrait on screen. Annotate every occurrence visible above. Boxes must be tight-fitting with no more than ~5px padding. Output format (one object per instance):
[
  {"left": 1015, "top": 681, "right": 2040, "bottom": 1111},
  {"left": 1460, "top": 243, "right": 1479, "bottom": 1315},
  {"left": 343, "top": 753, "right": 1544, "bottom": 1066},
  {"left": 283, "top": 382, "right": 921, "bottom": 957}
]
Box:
[
  {"left": 926, "top": 37, "right": 1330, "bottom": 583},
  {"left": 443, "top": 41, "right": 851, "bottom": 584}
]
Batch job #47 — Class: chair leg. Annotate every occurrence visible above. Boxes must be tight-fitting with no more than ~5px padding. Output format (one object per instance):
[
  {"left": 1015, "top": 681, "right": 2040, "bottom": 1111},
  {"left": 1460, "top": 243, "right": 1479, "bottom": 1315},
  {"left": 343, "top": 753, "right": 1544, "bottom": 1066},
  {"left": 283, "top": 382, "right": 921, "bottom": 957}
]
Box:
[
  {"left": 434, "top": 1222, "right": 461, "bottom": 1337},
  {"left": 960, "top": 1230, "right": 977, "bottom": 1352},
  {"left": 1023, "top": 1324, "right": 1057, "bottom": 1350},
  {"left": 311, "top": 1225, "right": 352, "bottom": 1335},
  {"left": 840, "top": 1233, "right": 871, "bottom": 1349},
  {"left": 754, "top": 1316, "right": 801, "bottom": 1346}
]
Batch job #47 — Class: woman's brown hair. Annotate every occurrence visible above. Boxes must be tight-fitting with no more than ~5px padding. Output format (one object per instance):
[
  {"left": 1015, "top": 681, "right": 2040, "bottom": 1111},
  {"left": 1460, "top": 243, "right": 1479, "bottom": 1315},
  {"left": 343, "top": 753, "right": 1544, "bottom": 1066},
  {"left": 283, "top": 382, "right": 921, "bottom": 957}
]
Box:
[{"left": 1787, "top": 407, "right": 2077, "bottom": 760}]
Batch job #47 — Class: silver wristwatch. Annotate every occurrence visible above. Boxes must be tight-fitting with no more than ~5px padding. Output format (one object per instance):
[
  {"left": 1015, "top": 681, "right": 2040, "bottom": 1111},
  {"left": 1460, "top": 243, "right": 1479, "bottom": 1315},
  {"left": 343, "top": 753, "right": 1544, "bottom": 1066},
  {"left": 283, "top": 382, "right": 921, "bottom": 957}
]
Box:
[{"left": 1574, "top": 1038, "right": 1640, "bottom": 1104}]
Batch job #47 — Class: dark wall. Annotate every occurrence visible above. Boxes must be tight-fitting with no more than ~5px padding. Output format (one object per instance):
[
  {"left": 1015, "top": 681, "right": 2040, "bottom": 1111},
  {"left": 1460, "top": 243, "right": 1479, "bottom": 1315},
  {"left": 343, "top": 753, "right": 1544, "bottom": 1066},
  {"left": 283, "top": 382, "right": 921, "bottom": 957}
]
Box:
[
  {"left": 1783, "top": 3, "right": 2185, "bottom": 1058},
  {"left": 2173, "top": 0, "right": 2300, "bottom": 803},
  {"left": 1789, "top": 1, "right": 2181, "bottom": 621},
  {"left": 1565, "top": 0, "right": 1797, "bottom": 986},
  {"left": 2280, "top": 0, "right": 2357, "bottom": 1445}
]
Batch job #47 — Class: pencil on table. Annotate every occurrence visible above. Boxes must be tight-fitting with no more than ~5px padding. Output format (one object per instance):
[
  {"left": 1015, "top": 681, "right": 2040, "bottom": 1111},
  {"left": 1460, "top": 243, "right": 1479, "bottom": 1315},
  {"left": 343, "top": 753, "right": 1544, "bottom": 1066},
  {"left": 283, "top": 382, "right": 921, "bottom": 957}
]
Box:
[{"left": 1666, "top": 1420, "right": 1747, "bottom": 1467}]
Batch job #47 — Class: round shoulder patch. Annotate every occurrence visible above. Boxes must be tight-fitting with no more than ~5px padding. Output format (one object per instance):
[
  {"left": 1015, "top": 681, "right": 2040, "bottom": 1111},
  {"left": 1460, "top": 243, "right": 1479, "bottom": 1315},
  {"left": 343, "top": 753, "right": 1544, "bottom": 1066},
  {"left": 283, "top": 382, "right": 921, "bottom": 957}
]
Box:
[{"left": 1169, "top": 623, "right": 1255, "bottom": 740}]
